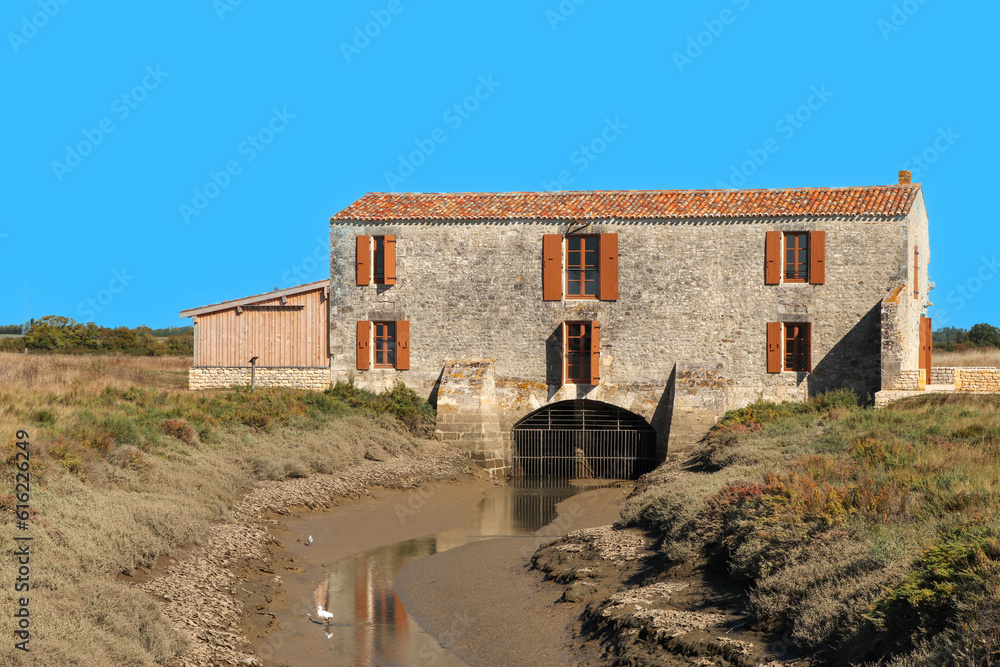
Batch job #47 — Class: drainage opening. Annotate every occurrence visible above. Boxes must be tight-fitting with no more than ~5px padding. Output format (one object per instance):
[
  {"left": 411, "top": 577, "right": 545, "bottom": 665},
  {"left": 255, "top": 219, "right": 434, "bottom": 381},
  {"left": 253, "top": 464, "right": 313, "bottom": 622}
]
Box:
[{"left": 511, "top": 400, "right": 657, "bottom": 479}]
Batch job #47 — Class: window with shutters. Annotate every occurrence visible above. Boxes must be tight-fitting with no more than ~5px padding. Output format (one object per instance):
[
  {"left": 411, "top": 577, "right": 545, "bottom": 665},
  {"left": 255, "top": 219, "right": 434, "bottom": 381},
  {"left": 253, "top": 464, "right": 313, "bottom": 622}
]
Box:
[
  {"left": 765, "top": 231, "right": 825, "bottom": 285},
  {"left": 784, "top": 322, "right": 811, "bottom": 372},
  {"left": 356, "top": 235, "right": 396, "bottom": 286},
  {"left": 357, "top": 320, "right": 409, "bottom": 371},
  {"left": 564, "top": 321, "right": 600, "bottom": 384},
  {"left": 543, "top": 233, "right": 618, "bottom": 301},
  {"left": 373, "top": 322, "right": 396, "bottom": 368},
  {"left": 767, "top": 321, "right": 812, "bottom": 373}
]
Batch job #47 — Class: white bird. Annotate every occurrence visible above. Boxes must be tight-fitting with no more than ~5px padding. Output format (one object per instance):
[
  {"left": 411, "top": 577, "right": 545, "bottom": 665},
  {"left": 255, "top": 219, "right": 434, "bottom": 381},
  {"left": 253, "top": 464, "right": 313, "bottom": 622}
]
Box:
[
  {"left": 316, "top": 606, "right": 334, "bottom": 622},
  {"left": 306, "top": 535, "right": 313, "bottom": 546}
]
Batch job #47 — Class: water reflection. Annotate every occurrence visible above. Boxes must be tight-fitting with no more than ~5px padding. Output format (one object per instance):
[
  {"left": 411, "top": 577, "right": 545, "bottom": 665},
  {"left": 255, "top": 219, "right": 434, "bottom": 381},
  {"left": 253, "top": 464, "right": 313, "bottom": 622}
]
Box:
[{"left": 312, "top": 479, "right": 607, "bottom": 666}]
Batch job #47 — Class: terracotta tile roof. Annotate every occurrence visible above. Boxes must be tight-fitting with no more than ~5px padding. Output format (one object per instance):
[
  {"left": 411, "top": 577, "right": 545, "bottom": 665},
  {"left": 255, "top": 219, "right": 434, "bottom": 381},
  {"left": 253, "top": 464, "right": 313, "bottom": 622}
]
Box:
[{"left": 331, "top": 185, "right": 920, "bottom": 222}]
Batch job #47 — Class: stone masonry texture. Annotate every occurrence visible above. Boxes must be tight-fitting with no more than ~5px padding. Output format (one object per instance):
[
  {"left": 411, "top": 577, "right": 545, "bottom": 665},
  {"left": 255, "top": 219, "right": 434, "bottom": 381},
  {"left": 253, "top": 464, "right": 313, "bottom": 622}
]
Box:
[{"left": 189, "top": 367, "right": 330, "bottom": 391}]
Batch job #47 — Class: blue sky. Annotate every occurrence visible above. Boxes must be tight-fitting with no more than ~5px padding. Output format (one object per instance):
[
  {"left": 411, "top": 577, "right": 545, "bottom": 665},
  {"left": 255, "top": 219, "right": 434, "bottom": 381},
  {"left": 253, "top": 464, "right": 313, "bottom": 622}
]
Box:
[{"left": 3, "top": 0, "right": 997, "bottom": 329}]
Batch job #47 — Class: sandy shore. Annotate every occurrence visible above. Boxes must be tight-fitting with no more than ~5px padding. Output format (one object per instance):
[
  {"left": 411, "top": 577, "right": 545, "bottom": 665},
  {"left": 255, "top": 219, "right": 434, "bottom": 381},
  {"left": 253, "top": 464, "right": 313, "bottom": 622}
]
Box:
[{"left": 129, "top": 440, "right": 480, "bottom": 667}]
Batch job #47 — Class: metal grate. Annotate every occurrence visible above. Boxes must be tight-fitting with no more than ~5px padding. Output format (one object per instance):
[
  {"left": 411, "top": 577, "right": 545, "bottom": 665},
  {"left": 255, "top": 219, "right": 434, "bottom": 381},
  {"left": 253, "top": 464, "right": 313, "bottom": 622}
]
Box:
[{"left": 512, "top": 400, "right": 657, "bottom": 479}]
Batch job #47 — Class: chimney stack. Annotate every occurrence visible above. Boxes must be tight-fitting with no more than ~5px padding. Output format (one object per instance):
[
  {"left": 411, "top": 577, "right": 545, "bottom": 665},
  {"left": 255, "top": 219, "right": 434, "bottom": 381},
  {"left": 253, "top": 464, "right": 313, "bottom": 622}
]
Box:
[{"left": 898, "top": 170, "right": 912, "bottom": 184}]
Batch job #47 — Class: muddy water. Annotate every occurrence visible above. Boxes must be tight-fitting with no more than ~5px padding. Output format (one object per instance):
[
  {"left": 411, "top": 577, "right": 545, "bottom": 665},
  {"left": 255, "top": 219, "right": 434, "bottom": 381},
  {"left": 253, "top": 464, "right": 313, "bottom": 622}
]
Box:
[{"left": 262, "top": 479, "right": 626, "bottom": 666}]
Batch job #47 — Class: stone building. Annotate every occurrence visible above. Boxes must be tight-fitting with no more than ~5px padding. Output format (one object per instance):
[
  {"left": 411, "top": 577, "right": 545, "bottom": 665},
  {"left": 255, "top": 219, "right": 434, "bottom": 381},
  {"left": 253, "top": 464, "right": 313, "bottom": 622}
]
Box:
[{"left": 329, "top": 173, "right": 931, "bottom": 476}]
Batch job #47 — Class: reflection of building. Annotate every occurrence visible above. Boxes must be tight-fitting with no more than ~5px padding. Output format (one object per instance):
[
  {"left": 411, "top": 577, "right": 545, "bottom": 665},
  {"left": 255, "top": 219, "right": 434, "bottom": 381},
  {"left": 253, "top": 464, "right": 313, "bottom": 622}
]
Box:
[{"left": 322, "top": 538, "right": 435, "bottom": 666}]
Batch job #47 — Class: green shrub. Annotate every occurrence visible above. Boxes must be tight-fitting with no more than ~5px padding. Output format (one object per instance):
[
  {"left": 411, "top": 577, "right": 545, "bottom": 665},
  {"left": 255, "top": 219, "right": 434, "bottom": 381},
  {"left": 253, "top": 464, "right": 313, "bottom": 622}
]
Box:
[{"left": 33, "top": 408, "right": 57, "bottom": 425}]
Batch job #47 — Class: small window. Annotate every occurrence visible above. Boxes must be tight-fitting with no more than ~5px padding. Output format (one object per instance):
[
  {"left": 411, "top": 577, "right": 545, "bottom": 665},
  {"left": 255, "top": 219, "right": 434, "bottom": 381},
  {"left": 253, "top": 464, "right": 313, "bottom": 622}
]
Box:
[
  {"left": 565, "top": 321, "right": 592, "bottom": 383},
  {"left": 373, "top": 322, "right": 396, "bottom": 368},
  {"left": 566, "top": 235, "right": 599, "bottom": 298},
  {"left": 373, "top": 236, "right": 386, "bottom": 283},
  {"left": 784, "top": 322, "right": 811, "bottom": 372},
  {"left": 784, "top": 233, "right": 809, "bottom": 283}
]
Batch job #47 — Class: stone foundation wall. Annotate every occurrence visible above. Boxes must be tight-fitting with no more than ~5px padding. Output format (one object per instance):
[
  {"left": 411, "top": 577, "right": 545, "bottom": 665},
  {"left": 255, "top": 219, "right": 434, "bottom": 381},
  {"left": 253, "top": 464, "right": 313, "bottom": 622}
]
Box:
[
  {"left": 883, "top": 368, "right": 922, "bottom": 391},
  {"left": 956, "top": 369, "right": 1000, "bottom": 392},
  {"left": 931, "top": 367, "right": 957, "bottom": 385},
  {"left": 189, "top": 367, "right": 330, "bottom": 390},
  {"left": 434, "top": 360, "right": 509, "bottom": 477}
]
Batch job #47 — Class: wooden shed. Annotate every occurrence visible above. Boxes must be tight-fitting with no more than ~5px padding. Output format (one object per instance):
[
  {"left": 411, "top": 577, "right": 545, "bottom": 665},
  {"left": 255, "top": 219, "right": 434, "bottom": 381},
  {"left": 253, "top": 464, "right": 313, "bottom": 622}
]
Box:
[{"left": 179, "top": 280, "right": 330, "bottom": 390}]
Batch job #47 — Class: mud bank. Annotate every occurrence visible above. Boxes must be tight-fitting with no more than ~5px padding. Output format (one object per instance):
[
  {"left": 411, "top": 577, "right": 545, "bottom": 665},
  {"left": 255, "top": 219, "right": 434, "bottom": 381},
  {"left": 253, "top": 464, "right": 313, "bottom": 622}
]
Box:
[
  {"left": 531, "top": 526, "right": 817, "bottom": 666},
  {"left": 129, "top": 441, "right": 479, "bottom": 667}
]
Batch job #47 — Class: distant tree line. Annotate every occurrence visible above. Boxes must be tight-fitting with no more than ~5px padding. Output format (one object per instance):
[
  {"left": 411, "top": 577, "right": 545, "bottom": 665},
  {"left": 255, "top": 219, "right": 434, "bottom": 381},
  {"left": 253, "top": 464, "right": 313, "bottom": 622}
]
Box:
[
  {"left": 933, "top": 323, "right": 1000, "bottom": 351},
  {"left": 0, "top": 316, "right": 193, "bottom": 356},
  {"left": 0, "top": 323, "right": 24, "bottom": 335}
]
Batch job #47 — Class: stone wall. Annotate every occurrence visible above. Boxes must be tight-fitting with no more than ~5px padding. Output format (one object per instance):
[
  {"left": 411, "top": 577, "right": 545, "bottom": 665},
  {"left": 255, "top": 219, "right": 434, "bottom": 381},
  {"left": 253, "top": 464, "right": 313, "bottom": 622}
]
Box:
[
  {"left": 331, "top": 195, "right": 928, "bottom": 458},
  {"left": 930, "top": 367, "right": 957, "bottom": 385},
  {"left": 956, "top": 368, "right": 1000, "bottom": 392},
  {"left": 434, "top": 359, "right": 508, "bottom": 476},
  {"left": 189, "top": 367, "right": 330, "bottom": 390}
]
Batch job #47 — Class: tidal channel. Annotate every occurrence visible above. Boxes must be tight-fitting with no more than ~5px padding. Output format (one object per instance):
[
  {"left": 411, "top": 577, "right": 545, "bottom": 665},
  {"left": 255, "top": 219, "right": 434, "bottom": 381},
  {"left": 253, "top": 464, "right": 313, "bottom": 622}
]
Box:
[{"left": 277, "top": 478, "right": 625, "bottom": 666}]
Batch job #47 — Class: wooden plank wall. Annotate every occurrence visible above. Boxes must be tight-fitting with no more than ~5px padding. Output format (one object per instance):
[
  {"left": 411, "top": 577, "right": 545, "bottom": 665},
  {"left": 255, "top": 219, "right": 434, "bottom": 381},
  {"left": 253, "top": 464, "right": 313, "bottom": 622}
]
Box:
[{"left": 193, "top": 288, "right": 329, "bottom": 366}]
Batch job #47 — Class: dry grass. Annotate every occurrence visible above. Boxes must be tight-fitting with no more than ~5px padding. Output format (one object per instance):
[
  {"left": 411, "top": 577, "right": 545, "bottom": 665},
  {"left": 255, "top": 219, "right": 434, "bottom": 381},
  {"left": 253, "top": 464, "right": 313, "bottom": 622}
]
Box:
[
  {"left": 621, "top": 391, "right": 1000, "bottom": 666},
  {"left": 933, "top": 347, "right": 1000, "bottom": 368},
  {"left": 0, "top": 352, "right": 190, "bottom": 391},
  {"left": 0, "top": 353, "right": 431, "bottom": 665}
]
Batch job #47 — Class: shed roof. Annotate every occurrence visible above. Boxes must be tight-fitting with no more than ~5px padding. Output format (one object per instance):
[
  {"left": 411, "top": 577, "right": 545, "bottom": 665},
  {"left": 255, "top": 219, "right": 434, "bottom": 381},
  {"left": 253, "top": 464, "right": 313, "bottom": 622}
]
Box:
[
  {"left": 179, "top": 280, "right": 328, "bottom": 318},
  {"left": 331, "top": 184, "right": 921, "bottom": 222}
]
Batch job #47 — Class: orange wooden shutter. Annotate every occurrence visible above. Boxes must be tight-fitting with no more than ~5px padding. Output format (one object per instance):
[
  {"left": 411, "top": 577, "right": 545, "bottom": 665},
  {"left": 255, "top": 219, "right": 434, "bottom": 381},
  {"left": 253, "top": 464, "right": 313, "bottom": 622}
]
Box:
[
  {"left": 599, "top": 233, "right": 619, "bottom": 301},
  {"left": 809, "top": 231, "right": 825, "bottom": 285},
  {"left": 384, "top": 235, "right": 397, "bottom": 285},
  {"left": 542, "top": 234, "right": 563, "bottom": 301},
  {"left": 356, "top": 321, "right": 370, "bottom": 370},
  {"left": 396, "top": 320, "right": 409, "bottom": 370},
  {"left": 767, "top": 321, "right": 782, "bottom": 373},
  {"left": 590, "top": 321, "right": 601, "bottom": 384},
  {"left": 356, "top": 236, "right": 371, "bottom": 286},
  {"left": 765, "top": 231, "right": 781, "bottom": 285}
]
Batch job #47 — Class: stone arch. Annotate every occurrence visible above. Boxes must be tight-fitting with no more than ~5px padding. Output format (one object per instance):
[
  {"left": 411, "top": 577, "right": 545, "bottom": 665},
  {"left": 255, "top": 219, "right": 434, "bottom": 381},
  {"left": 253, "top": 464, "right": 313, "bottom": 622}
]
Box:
[{"left": 510, "top": 399, "right": 657, "bottom": 479}]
